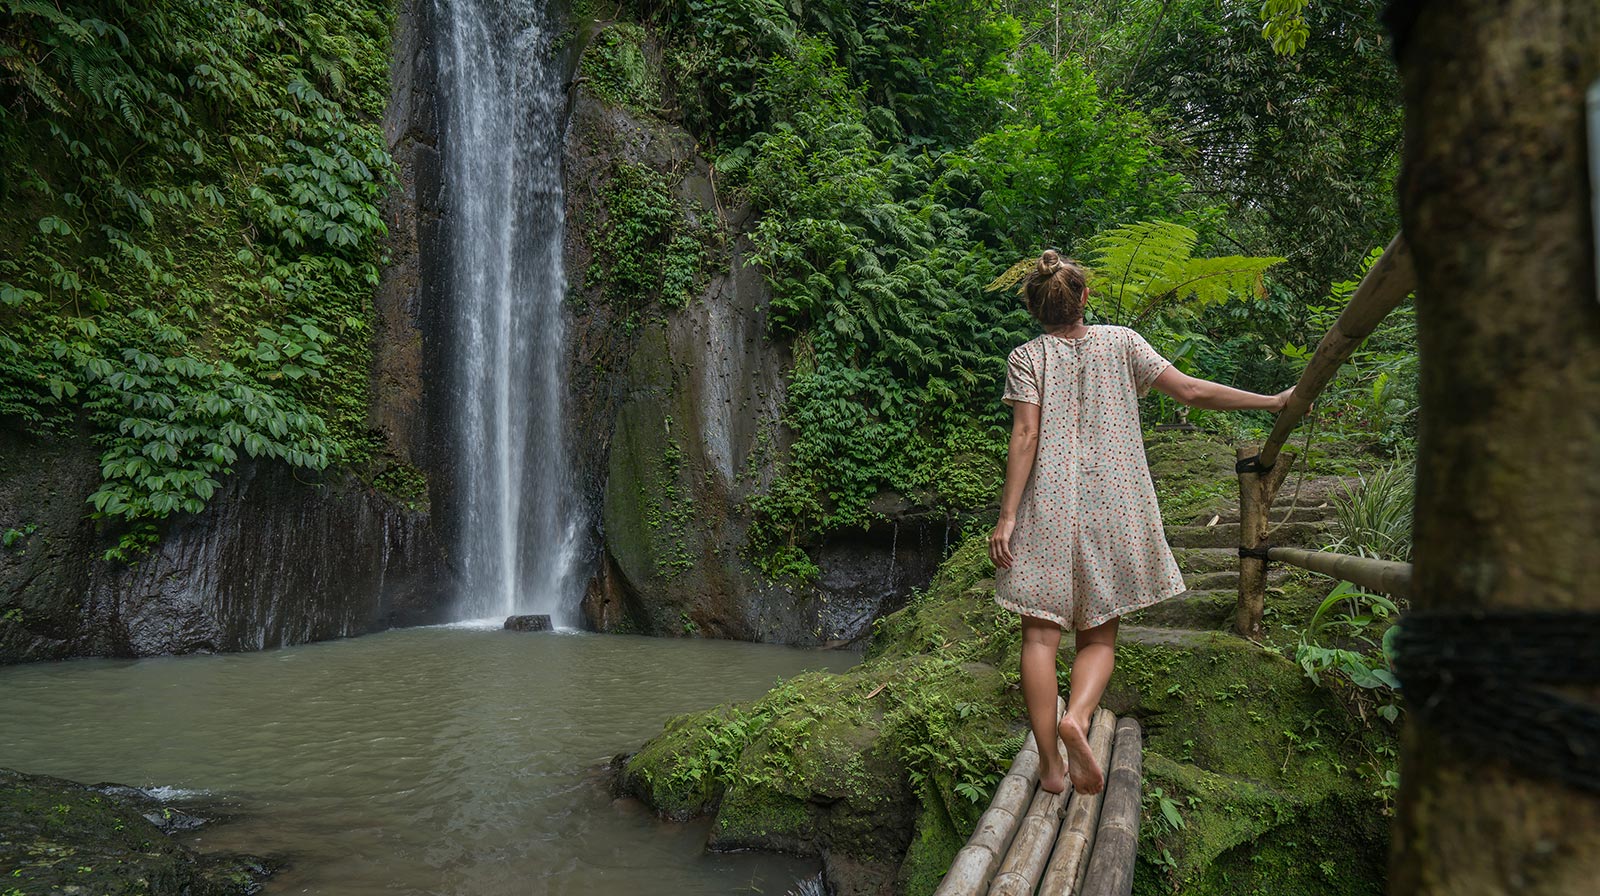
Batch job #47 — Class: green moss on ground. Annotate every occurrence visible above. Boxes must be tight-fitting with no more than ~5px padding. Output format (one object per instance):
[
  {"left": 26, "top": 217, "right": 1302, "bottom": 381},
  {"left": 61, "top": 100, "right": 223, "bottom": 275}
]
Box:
[
  {"left": 621, "top": 524, "right": 1392, "bottom": 894},
  {"left": 1145, "top": 430, "right": 1237, "bottom": 526}
]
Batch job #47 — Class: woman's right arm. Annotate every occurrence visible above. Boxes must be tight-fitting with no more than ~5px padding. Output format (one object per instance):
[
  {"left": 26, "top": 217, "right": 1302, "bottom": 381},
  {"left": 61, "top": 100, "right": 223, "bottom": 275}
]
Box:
[
  {"left": 1152, "top": 367, "right": 1293, "bottom": 413},
  {"left": 989, "top": 401, "right": 1041, "bottom": 569}
]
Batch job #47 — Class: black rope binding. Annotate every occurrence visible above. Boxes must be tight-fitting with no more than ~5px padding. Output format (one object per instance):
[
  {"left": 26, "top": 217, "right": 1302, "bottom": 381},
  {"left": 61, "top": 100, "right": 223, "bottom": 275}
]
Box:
[
  {"left": 1235, "top": 455, "right": 1274, "bottom": 475},
  {"left": 1238, "top": 545, "right": 1272, "bottom": 561},
  {"left": 1392, "top": 610, "right": 1600, "bottom": 794}
]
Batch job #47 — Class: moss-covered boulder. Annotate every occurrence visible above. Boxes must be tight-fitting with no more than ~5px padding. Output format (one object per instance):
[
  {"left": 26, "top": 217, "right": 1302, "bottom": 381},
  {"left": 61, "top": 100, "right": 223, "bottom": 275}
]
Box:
[
  {"left": 0, "top": 768, "right": 272, "bottom": 895},
  {"left": 618, "top": 527, "right": 1394, "bottom": 895}
]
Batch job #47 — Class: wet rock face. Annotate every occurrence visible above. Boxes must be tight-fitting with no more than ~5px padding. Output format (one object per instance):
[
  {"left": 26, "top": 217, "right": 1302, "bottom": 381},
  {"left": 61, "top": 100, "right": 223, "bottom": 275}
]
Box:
[
  {"left": 374, "top": 0, "right": 446, "bottom": 481},
  {"left": 0, "top": 0, "right": 454, "bottom": 665},
  {"left": 0, "top": 437, "right": 450, "bottom": 662},
  {"left": 0, "top": 433, "right": 103, "bottom": 662},
  {"left": 561, "top": 32, "right": 950, "bottom": 645},
  {"left": 0, "top": 767, "right": 273, "bottom": 895}
]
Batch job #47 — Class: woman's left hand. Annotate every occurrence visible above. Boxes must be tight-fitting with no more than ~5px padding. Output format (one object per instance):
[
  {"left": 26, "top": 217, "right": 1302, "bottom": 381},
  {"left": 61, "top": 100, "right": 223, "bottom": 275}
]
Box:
[{"left": 989, "top": 518, "right": 1016, "bottom": 569}]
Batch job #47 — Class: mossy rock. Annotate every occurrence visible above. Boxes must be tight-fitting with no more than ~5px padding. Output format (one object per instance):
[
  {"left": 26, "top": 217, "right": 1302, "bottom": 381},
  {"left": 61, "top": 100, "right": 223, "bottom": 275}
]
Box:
[
  {"left": 578, "top": 23, "right": 661, "bottom": 113},
  {"left": 619, "top": 447, "right": 1393, "bottom": 895},
  {"left": 0, "top": 768, "right": 272, "bottom": 895}
]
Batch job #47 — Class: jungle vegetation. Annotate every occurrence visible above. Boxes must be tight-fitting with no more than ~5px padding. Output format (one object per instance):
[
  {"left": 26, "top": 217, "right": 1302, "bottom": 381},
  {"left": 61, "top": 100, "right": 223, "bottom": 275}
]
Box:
[
  {"left": 0, "top": 0, "right": 1413, "bottom": 567},
  {"left": 592, "top": 0, "right": 1409, "bottom": 576}
]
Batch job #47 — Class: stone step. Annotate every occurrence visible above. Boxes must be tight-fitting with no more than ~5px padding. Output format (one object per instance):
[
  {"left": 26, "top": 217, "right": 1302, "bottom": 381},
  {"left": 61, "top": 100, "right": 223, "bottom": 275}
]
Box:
[
  {"left": 1179, "top": 568, "right": 1288, "bottom": 591},
  {"left": 1168, "top": 547, "right": 1241, "bottom": 574},
  {"left": 1124, "top": 589, "right": 1235, "bottom": 631},
  {"left": 1120, "top": 625, "right": 1244, "bottom": 649},
  {"left": 1164, "top": 520, "right": 1332, "bottom": 549},
  {"left": 1190, "top": 504, "right": 1338, "bottom": 526},
  {"left": 1181, "top": 570, "right": 1239, "bottom": 591}
]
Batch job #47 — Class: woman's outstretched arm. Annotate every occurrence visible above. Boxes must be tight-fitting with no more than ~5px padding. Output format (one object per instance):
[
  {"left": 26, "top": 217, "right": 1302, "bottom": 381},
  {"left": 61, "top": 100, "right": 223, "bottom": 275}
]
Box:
[
  {"left": 1152, "top": 367, "right": 1294, "bottom": 413},
  {"left": 989, "top": 401, "right": 1042, "bottom": 569}
]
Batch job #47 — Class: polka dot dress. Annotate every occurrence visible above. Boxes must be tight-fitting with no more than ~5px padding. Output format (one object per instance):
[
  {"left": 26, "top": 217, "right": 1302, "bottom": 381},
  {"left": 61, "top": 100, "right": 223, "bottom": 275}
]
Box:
[{"left": 993, "top": 326, "right": 1186, "bottom": 630}]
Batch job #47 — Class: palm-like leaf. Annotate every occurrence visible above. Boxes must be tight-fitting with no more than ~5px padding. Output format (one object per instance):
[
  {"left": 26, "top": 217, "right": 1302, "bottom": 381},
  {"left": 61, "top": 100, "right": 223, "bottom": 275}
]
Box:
[{"left": 986, "top": 220, "right": 1283, "bottom": 325}]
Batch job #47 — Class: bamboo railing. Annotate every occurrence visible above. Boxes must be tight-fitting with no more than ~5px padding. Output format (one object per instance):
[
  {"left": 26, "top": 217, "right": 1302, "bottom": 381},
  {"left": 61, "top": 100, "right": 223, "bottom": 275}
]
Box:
[{"left": 1234, "top": 234, "right": 1418, "bottom": 638}]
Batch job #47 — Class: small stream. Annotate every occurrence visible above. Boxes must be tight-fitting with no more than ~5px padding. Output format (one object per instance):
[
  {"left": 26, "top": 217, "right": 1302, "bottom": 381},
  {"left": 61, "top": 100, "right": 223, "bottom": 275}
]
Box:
[{"left": 0, "top": 628, "right": 856, "bottom": 894}]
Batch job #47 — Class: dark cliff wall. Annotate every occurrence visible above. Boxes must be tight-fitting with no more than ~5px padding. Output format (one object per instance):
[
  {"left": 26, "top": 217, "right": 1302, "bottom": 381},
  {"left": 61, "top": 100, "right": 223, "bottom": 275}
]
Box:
[
  {"left": 0, "top": 0, "right": 452, "bottom": 664},
  {"left": 561, "top": 26, "right": 949, "bottom": 646}
]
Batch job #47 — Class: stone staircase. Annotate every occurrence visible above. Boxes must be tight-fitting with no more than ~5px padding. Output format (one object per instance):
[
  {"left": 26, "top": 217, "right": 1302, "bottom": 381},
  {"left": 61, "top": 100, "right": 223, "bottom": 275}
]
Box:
[{"left": 1124, "top": 476, "right": 1350, "bottom": 641}]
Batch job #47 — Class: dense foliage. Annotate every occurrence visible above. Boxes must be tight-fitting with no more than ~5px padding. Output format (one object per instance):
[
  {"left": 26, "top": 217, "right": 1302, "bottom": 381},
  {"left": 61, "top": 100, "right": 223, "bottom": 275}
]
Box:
[
  {"left": 593, "top": 0, "right": 1407, "bottom": 575},
  {"left": 0, "top": 0, "right": 396, "bottom": 556}
]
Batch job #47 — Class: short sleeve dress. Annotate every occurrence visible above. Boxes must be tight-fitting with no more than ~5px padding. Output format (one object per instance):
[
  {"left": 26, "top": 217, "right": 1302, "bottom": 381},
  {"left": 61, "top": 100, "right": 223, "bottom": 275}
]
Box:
[{"left": 993, "top": 326, "right": 1186, "bottom": 629}]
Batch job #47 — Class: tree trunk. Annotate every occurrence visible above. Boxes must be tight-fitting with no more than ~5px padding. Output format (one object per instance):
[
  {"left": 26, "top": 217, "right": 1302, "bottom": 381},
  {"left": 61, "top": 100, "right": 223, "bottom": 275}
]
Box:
[{"left": 1390, "top": 2, "right": 1600, "bottom": 894}]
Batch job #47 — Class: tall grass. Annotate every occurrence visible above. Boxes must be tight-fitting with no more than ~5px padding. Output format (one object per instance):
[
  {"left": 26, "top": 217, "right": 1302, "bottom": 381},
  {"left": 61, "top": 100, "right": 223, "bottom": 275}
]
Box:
[{"left": 1327, "top": 461, "right": 1415, "bottom": 561}]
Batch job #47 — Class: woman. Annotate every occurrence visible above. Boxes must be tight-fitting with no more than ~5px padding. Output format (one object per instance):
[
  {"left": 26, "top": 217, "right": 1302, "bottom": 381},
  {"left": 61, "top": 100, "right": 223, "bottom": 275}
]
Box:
[{"left": 988, "top": 250, "right": 1292, "bottom": 795}]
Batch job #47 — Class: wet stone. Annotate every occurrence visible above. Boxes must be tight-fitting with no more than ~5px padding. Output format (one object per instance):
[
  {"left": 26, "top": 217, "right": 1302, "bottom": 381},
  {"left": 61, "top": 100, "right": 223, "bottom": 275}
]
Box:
[{"left": 504, "top": 614, "right": 553, "bottom": 632}]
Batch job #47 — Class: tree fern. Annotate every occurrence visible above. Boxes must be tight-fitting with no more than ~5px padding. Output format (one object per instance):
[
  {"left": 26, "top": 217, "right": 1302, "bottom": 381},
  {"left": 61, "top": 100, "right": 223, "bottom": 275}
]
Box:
[{"left": 986, "top": 220, "right": 1284, "bottom": 325}]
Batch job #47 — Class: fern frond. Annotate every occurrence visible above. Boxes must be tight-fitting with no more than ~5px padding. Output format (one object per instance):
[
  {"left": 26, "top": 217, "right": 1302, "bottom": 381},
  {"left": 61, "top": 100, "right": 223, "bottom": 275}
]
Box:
[
  {"left": 1087, "top": 220, "right": 1197, "bottom": 319},
  {"left": 984, "top": 256, "right": 1034, "bottom": 293},
  {"left": 1137, "top": 255, "right": 1286, "bottom": 318}
]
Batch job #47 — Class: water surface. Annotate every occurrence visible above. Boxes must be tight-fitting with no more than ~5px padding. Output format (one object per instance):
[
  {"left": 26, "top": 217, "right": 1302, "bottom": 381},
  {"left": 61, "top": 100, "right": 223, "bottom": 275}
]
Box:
[{"left": 1, "top": 628, "right": 855, "bottom": 894}]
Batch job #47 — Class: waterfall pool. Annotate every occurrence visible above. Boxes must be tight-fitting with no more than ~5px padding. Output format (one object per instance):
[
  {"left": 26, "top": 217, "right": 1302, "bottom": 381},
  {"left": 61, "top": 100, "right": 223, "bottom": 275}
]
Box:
[{"left": 0, "top": 627, "right": 857, "bottom": 894}]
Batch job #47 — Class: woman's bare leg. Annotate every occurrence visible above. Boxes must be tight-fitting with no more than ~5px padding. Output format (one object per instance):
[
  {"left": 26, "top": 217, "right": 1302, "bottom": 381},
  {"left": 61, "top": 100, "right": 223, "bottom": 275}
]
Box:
[
  {"left": 1058, "top": 617, "right": 1119, "bottom": 794},
  {"left": 1020, "top": 615, "right": 1066, "bottom": 794}
]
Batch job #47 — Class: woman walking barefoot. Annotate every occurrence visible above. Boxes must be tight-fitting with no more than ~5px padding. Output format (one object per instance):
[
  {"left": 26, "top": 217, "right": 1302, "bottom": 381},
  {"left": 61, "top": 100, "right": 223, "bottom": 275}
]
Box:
[{"left": 988, "top": 251, "right": 1292, "bottom": 795}]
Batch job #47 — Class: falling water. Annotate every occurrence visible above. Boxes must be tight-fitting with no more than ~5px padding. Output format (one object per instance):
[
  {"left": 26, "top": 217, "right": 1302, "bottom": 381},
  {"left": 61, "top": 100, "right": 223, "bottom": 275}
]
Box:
[
  {"left": 436, "top": 0, "right": 580, "bottom": 623},
  {"left": 886, "top": 521, "right": 899, "bottom": 594}
]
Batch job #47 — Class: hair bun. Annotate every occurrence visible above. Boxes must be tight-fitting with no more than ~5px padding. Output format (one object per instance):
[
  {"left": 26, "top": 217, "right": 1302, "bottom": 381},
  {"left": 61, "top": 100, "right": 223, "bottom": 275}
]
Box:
[
  {"left": 1037, "top": 249, "right": 1063, "bottom": 275},
  {"left": 1021, "top": 250, "right": 1088, "bottom": 328}
]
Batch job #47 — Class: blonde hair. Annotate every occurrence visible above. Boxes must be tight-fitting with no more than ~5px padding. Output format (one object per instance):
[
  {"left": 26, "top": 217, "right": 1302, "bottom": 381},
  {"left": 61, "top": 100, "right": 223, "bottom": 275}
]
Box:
[{"left": 1021, "top": 250, "right": 1088, "bottom": 327}]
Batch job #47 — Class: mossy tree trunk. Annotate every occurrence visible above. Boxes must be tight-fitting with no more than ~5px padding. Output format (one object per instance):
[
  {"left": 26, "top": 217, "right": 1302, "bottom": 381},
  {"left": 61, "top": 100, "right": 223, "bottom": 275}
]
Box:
[{"left": 1390, "top": 1, "right": 1600, "bottom": 892}]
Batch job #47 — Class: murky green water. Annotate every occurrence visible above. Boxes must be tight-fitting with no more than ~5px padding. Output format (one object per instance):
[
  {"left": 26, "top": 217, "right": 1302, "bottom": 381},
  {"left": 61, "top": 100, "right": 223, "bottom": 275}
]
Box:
[{"left": 0, "top": 626, "right": 856, "bottom": 894}]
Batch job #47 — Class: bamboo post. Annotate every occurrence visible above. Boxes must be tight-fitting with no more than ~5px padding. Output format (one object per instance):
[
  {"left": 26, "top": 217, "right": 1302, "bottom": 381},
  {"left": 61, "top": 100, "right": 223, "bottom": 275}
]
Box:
[
  {"left": 1235, "top": 447, "right": 1294, "bottom": 640},
  {"left": 1080, "top": 718, "right": 1143, "bottom": 896},
  {"left": 1037, "top": 707, "right": 1117, "bottom": 895},
  {"left": 933, "top": 697, "right": 1064, "bottom": 896},
  {"left": 1266, "top": 547, "right": 1412, "bottom": 598}
]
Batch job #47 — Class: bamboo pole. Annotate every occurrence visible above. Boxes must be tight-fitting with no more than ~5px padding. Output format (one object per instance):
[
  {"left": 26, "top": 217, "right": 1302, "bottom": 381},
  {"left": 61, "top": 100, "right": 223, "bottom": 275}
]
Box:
[
  {"left": 1266, "top": 547, "right": 1412, "bottom": 598},
  {"left": 933, "top": 698, "right": 1064, "bottom": 896},
  {"left": 1080, "top": 718, "right": 1144, "bottom": 896},
  {"left": 1235, "top": 447, "right": 1294, "bottom": 639},
  {"left": 1259, "top": 233, "right": 1416, "bottom": 469},
  {"left": 987, "top": 765, "right": 1070, "bottom": 895},
  {"left": 1037, "top": 707, "right": 1117, "bottom": 895}
]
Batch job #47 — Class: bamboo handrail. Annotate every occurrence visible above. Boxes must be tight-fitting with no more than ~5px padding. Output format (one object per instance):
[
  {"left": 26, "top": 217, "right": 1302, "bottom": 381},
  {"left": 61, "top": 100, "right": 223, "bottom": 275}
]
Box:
[
  {"left": 1258, "top": 234, "right": 1417, "bottom": 469},
  {"left": 1235, "top": 233, "right": 1417, "bottom": 638},
  {"left": 1266, "top": 547, "right": 1412, "bottom": 598}
]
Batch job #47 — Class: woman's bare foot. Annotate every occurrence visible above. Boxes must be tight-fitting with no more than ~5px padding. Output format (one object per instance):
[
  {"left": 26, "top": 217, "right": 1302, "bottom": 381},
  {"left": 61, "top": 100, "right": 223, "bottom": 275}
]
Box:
[
  {"left": 1058, "top": 714, "right": 1104, "bottom": 795},
  {"left": 1038, "top": 746, "right": 1067, "bottom": 794}
]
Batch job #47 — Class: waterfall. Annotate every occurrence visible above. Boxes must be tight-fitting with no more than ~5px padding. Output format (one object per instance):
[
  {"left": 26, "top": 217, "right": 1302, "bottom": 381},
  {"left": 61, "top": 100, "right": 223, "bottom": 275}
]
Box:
[{"left": 436, "top": 0, "right": 580, "bottom": 624}]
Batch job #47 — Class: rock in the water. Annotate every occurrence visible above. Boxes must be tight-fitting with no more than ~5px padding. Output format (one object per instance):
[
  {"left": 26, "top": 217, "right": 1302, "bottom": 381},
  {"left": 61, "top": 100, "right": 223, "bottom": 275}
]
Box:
[{"left": 504, "top": 614, "right": 553, "bottom": 632}]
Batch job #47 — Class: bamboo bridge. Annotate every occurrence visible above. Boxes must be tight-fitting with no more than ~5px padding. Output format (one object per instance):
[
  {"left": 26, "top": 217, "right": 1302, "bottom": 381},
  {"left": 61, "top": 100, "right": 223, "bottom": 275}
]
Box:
[{"left": 933, "top": 234, "right": 1419, "bottom": 895}]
